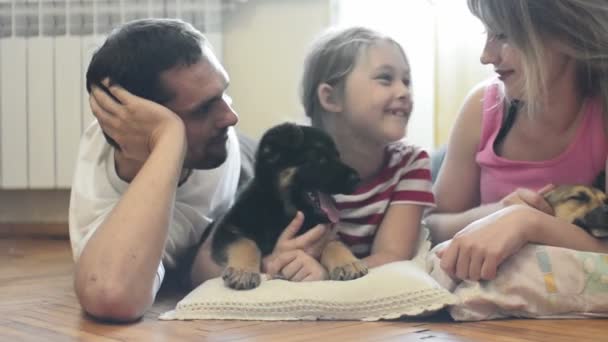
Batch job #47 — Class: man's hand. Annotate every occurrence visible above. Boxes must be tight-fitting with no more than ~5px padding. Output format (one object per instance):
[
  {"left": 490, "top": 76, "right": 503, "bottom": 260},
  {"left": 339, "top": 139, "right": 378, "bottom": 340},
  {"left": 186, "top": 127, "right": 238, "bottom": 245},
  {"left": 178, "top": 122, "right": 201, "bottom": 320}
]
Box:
[{"left": 90, "top": 79, "right": 185, "bottom": 162}]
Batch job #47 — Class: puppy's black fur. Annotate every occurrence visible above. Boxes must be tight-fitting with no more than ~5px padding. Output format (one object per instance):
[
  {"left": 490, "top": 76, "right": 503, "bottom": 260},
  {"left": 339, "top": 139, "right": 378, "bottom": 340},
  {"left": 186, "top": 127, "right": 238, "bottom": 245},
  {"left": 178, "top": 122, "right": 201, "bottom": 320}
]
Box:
[{"left": 211, "top": 123, "right": 364, "bottom": 289}]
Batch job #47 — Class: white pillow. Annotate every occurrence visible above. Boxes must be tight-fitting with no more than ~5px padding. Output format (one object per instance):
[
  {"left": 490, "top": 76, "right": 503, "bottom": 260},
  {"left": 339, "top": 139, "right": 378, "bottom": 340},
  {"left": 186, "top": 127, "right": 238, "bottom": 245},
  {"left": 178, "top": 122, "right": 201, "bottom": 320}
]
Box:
[
  {"left": 160, "top": 228, "right": 457, "bottom": 321},
  {"left": 428, "top": 243, "right": 608, "bottom": 321},
  {"left": 160, "top": 260, "right": 456, "bottom": 321}
]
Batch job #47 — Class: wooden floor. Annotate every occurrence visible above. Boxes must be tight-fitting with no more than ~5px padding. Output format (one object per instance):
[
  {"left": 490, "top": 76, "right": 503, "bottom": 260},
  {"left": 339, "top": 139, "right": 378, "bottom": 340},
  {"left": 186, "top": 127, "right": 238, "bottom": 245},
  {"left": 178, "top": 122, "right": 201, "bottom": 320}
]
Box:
[{"left": 2, "top": 239, "right": 607, "bottom": 342}]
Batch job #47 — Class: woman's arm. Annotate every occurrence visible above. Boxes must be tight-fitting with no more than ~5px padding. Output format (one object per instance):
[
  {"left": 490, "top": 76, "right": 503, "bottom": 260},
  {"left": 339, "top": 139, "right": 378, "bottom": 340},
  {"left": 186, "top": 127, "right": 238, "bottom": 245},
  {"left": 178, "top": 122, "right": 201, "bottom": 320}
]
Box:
[
  {"left": 425, "top": 84, "right": 487, "bottom": 244},
  {"left": 363, "top": 204, "right": 424, "bottom": 268},
  {"left": 425, "top": 203, "right": 501, "bottom": 244},
  {"left": 426, "top": 186, "right": 555, "bottom": 244},
  {"left": 439, "top": 204, "right": 608, "bottom": 281},
  {"left": 527, "top": 207, "right": 608, "bottom": 253}
]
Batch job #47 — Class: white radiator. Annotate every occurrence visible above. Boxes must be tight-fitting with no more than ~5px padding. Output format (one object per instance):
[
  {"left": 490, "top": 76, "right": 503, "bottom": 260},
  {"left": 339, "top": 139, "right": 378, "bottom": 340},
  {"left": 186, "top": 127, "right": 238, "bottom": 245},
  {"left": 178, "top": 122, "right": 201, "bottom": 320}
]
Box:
[{"left": 0, "top": 0, "right": 230, "bottom": 189}]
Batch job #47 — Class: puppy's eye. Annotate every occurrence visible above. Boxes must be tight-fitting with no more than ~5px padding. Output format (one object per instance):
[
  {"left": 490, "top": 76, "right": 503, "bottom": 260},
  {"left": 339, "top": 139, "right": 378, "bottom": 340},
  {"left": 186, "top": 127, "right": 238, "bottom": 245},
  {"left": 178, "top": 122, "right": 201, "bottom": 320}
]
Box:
[{"left": 568, "top": 192, "right": 590, "bottom": 202}]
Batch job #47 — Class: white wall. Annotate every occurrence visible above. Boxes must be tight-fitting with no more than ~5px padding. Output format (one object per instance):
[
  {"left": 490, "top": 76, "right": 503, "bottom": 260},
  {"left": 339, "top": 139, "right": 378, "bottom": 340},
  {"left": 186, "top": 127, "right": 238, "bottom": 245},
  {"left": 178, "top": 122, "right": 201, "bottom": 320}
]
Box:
[
  {"left": 222, "top": 0, "right": 331, "bottom": 139},
  {"left": 434, "top": 0, "right": 493, "bottom": 145}
]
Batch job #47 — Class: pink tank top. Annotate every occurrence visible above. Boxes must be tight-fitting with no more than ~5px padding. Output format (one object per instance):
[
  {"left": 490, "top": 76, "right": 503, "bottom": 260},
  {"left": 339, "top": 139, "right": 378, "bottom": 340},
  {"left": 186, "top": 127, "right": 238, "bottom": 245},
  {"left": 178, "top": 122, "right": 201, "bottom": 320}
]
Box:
[{"left": 476, "top": 82, "right": 608, "bottom": 204}]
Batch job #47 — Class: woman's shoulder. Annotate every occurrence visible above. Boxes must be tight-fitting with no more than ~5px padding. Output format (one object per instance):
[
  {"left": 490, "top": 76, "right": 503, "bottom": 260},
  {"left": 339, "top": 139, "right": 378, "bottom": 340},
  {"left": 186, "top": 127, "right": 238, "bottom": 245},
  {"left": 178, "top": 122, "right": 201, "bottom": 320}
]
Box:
[
  {"left": 462, "top": 79, "right": 496, "bottom": 122},
  {"left": 450, "top": 79, "right": 502, "bottom": 153}
]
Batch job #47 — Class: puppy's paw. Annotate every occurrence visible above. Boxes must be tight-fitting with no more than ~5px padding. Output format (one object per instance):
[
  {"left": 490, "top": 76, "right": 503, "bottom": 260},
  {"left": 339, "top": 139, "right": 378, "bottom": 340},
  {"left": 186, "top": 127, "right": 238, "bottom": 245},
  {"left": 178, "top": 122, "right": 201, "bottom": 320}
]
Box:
[
  {"left": 328, "top": 260, "right": 368, "bottom": 281},
  {"left": 222, "top": 267, "right": 262, "bottom": 290}
]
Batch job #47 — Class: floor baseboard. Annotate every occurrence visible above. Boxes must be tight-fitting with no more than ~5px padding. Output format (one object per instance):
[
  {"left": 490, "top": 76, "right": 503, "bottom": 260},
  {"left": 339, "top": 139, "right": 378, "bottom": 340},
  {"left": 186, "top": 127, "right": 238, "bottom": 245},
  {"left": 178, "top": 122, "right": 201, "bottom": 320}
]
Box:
[{"left": 0, "top": 223, "right": 68, "bottom": 239}]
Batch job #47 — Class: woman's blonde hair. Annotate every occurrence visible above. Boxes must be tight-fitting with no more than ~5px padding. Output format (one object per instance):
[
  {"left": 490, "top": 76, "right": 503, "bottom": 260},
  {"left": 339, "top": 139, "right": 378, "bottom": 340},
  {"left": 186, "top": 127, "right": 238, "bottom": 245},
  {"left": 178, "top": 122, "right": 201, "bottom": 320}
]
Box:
[
  {"left": 300, "top": 26, "right": 406, "bottom": 128},
  {"left": 467, "top": 0, "right": 608, "bottom": 113}
]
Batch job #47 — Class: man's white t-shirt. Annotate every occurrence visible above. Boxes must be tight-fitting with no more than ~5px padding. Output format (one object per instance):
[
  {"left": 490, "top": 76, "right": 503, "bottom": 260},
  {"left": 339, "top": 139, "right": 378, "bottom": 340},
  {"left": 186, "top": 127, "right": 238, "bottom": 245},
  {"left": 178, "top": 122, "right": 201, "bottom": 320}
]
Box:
[{"left": 69, "top": 121, "right": 241, "bottom": 293}]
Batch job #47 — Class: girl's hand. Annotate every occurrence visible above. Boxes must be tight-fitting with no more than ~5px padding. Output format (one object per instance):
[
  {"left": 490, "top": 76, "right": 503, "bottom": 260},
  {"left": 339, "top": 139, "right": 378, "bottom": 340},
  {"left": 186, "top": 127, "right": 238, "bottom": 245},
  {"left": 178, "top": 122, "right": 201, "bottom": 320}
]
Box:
[
  {"left": 265, "top": 212, "right": 332, "bottom": 259},
  {"left": 265, "top": 249, "right": 328, "bottom": 282},
  {"left": 262, "top": 212, "right": 332, "bottom": 278},
  {"left": 437, "top": 205, "right": 533, "bottom": 281},
  {"left": 500, "top": 184, "right": 555, "bottom": 215},
  {"left": 89, "top": 79, "right": 185, "bottom": 162}
]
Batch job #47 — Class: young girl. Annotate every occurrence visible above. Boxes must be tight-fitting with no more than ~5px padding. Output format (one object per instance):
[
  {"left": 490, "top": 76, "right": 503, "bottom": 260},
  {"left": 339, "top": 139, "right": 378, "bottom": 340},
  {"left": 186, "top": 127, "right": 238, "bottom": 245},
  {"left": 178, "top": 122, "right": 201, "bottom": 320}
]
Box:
[
  {"left": 303, "top": 26, "right": 436, "bottom": 269},
  {"left": 265, "top": 27, "right": 435, "bottom": 281},
  {"left": 425, "top": 0, "right": 608, "bottom": 282}
]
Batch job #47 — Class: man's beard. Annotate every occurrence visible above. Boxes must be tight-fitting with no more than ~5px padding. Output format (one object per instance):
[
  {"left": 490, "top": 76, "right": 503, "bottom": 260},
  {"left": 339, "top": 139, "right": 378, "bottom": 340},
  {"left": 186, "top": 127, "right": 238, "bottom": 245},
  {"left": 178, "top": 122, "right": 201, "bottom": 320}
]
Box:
[{"left": 184, "top": 145, "right": 228, "bottom": 170}]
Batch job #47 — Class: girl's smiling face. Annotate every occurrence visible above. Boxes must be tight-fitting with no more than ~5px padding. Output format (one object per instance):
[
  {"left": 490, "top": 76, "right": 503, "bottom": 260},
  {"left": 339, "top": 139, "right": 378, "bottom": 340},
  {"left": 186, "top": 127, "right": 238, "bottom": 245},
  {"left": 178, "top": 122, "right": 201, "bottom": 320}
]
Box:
[{"left": 337, "top": 40, "right": 413, "bottom": 146}]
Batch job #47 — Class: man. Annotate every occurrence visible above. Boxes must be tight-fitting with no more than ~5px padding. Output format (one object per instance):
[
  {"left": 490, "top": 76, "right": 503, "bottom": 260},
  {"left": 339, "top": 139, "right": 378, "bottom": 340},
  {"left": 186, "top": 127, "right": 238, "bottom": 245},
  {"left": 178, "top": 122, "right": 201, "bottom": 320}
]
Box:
[{"left": 70, "top": 18, "right": 324, "bottom": 322}]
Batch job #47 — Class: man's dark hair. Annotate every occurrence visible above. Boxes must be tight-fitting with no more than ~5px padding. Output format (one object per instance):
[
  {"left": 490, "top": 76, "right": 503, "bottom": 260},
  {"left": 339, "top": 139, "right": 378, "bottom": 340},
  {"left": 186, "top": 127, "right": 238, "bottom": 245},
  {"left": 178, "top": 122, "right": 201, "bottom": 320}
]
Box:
[{"left": 86, "top": 18, "right": 207, "bottom": 148}]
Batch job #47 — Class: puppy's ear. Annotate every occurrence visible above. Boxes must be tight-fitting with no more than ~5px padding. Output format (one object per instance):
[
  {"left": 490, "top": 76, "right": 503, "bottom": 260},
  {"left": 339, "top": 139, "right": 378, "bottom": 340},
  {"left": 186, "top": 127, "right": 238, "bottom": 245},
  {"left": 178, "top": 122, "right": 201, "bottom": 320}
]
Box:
[
  {"left": 592, "top": 171, "right": 605, "bottom": 191},
  {"left": 264, "top": 123, "right": 304, "bottom": 147},
  {"left": 257, "top": 123, "right": 304, "bottom": 164},
  {"left": 317, "top": 83, "right": 342, "bottom": 113}
]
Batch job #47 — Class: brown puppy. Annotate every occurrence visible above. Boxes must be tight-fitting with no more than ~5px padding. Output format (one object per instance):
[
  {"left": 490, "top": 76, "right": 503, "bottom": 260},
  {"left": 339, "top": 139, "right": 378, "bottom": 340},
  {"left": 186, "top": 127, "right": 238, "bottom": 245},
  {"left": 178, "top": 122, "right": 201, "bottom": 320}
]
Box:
[{"left": 543, "top": 185, "right": 608, "bottom": 238}]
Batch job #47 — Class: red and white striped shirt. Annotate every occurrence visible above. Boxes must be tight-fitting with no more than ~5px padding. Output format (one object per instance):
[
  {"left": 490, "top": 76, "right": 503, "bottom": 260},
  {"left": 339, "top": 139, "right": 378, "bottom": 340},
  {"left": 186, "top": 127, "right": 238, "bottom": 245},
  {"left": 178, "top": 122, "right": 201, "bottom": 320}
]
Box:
[{"left": 333, "top": 142, "right": 435, "bottom": 257}]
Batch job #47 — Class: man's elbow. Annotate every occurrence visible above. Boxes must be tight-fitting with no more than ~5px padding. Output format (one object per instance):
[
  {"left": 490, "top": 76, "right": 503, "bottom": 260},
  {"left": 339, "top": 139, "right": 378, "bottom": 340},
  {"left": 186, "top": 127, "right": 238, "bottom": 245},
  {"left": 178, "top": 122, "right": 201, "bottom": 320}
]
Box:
[{"left": 74, "top": 277, "right": 153, "bottom": 322}]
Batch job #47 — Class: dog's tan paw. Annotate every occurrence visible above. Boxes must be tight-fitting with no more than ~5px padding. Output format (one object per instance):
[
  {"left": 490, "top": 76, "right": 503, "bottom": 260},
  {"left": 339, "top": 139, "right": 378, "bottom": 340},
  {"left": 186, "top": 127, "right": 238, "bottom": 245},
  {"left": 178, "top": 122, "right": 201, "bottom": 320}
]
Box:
[
  {"left": 328, "top": 260, "right": 368, "bottom": 281},
  {"left": 222, "top": 267, "right": 262, "bottom": 290}
]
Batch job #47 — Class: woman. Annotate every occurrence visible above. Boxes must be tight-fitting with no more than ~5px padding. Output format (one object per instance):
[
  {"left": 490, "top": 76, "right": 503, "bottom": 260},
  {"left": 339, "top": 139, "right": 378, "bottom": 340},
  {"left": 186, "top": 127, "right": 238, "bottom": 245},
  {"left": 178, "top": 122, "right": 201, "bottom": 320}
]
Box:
[{"left": 426, "top": 0, "right": 608, "bottom": 282}]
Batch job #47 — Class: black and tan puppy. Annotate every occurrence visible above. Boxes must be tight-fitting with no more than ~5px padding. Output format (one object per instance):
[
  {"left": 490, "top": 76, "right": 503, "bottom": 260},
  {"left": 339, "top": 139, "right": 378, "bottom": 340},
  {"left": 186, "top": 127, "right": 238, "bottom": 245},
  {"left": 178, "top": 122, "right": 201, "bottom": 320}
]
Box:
[
  {"left": 211, "top": 123, "right": 368, "bottom": 290},
  {"left": 543, "top": 185, "right": 608, "bottom": 238}
]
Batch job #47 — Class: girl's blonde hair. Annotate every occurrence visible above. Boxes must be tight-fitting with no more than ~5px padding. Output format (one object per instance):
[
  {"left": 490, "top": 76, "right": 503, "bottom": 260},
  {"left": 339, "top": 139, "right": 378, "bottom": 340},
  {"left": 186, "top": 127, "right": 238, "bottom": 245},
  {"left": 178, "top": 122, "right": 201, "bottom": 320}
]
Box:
[
  {"left": 467, "top": 0, "right": 608, "bottom": 113},
  {"left": 300, "top": 26, "right": 407, "bottom": 128}
]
